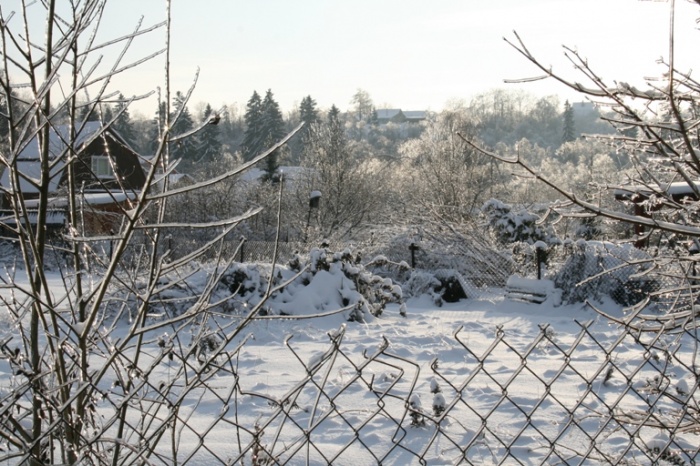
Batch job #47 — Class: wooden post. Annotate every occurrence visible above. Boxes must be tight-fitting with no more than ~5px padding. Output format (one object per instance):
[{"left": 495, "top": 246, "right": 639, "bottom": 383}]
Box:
[
  {"left": 535, "top": 243, "right": 547, "bottom": 280},
  {"left": 409, "top": 243, "right": 419, "bottom": 269}
]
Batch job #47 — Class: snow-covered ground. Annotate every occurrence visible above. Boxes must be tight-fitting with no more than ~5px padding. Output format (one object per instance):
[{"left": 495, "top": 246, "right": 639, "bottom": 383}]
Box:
[{"left": 0, "top": 269, "right": 697, "bottom": 464}]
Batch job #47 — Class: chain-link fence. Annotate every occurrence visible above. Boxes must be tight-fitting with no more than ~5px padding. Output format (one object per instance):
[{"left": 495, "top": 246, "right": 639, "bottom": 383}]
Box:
[
  {"left": 227, "top": 320, "right": 699, "bottom": 465},
  {"left": 157, "top": 237, "right": 684, "bottom": 307},
  {"left": 3, "top": 234, "right": 698, "bottom": 464},
  {"left": 2, "top": 308, "right": 697, "bottom": 464},
  {"left": 6, "top": 257, "right": 694, "bottom": 456},
  {"left": 145, "top": 235, "right": 515, "bottom": 289}
]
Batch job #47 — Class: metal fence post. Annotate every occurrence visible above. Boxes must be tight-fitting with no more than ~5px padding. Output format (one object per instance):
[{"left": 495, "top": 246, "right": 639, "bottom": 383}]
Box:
[
  {"left": 535, "top": 243, "right": 546, "bottom": 280},
  {"left": 409, "top": 243, "right": 419, "bottom": 269}
]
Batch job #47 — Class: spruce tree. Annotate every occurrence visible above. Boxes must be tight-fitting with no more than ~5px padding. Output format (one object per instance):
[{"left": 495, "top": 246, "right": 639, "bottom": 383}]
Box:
[
  {"left": 149, "top": 101, "right": 167, "bottom": 154},
  {"left": 242, "top": 90, "right": 264, "bottom": 161},
  {"left": 78, "top": 102, "right": 101, "bottom": 122},
  {"left": 299, "top": 95, "right": 319, "bottom": 129},
  {"left": 328, "top": 104, "right": 340, "bottom": 122},
  {"left": 369, "top": 106, "right": 379, "bottom": 125},
  {"left": 102, "top": 105, "right": 113, "bottom": 124},
  {"left": 260, "top": 89, "right": 285, "bottom": 180},
  {"left": 562, "top": 100, "right": 576, "bottom": 143},
  {"left": 112, "top": 93, "right": 137, "bottom": 148},
  {"left": 295, "top": 95, "right": 319, "bottom": 161},
  {"left": 327, "top": 104, "right": 344, "bottom": 154},
  {"left": 170, "top": 91, "right": 198, "bottom": 167},
  {"left": 198, "top": 103, "right": 222, "bottom": 163}
]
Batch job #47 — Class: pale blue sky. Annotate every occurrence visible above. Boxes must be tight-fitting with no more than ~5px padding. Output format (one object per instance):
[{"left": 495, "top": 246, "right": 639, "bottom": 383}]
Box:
[{"left": 6, "top": 0, "right": 699, "bottom": 118}]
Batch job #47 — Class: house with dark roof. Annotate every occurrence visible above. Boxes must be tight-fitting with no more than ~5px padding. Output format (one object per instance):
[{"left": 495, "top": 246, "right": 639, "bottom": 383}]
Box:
[
  {"left": 403, "top": 110, "right": 428, "bottom": 123},
  {"left": 375, "top": 108, "right": 427, "bottom": 124},
  {"left": 375, "top": 109, "right": 406, "bottom": 124},
  {"left": 0, "top": 122, "right": 147, "bottom": 234}
]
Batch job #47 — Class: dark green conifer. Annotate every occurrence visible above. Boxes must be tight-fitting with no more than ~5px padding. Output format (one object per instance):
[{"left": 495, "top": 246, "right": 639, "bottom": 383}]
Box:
[{"left": 562, "top": 100, "right": 576, "bottom": 143}]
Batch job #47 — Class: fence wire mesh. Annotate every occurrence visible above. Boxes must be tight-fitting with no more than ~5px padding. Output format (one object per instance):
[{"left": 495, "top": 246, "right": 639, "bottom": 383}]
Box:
[
  {"left": 1, "top": 308, "right": 698, "bottom": 464},
  {"left": 1, "top": 237, "right": 699, "bottom": 464}
]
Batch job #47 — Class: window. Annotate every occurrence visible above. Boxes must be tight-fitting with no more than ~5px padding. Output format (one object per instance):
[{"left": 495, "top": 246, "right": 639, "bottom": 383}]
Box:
[{"left": 91, "top": 155, "right": 114, "bottom": 179}]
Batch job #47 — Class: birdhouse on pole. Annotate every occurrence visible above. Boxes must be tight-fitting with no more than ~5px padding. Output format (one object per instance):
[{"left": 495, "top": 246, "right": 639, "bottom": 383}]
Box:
[{"left": 309, "top": 190, "right": 322, "bottom": 209}]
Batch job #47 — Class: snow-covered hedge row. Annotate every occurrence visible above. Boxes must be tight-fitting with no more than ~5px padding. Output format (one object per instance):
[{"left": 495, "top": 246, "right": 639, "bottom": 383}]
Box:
[
  {"left": 219, "top": 247, "right": 403, "bottom": 322},
  {"left": 553, "top": 240, "right": 659, "bottom": 306},
  {"left": 402, "top": 269, "right": 469, "bottom": 306}
]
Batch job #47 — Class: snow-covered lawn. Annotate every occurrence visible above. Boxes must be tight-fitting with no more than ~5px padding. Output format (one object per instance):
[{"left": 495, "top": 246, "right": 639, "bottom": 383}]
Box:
[{"left": 1, "top": 269, "right": 697, "bottom": 464}]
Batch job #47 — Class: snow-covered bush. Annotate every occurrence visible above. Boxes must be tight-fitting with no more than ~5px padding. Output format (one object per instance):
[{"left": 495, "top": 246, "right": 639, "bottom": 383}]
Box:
[
  {"left": 219, "top": 246, "right": 402, "bottom": 321},
  {"left": 292, "top": 247, "right": 403, "bottom": 319},
  {"left": 367, "top": 227, "right": 514, "bottom": 290},
  {"left": 403, "top": 270, "right": 442, "bottom": 304},
  {"left": 408, "top": 394, "right": 426, "bottom": 427},
  {"left": 510, "top": 240, "right": 554, "bottom": 279},
  {"left": 221, "top": 263, "right": 270, "bottom": 299},
  {"left": 482, "top": 199, "right": 555, "bottom": 245},
  {"left": 553, "top": 240, "right": 659, "bottom": 305},
  {"left": 430, "top": 377, "right": 446, "bottom": 417},
  {"left": 402, "top": 269, "right": 468, "bottom": 305}
]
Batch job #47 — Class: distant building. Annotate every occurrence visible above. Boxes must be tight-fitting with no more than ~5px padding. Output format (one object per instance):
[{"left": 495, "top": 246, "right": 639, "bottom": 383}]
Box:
[
  {"left": 403, "top": 110, "right": 428, "bottom": 123},
  {"left": 375, "top": 109, "right": 406, "bottom": 123},
  {"left": 375, "top": 108, "right": 427, "bottom": 124}
]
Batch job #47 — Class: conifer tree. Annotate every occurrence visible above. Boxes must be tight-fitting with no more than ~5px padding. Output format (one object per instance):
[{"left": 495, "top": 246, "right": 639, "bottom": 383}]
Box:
[
  {"left": 242, "top": 90, "right": 264, "bottom": 161},
  {"left": 327, "top": 104, "right": 344, "bottom": 153},
  {"left": 299, "top": 95, "right": 319, "bottom": 130},
  {"left": 170, "top": 91, "right": 198, "bottom": 167},
  {"left": 260, "top": 89, "right": 285, "bottom": 180},
  {"left": 149, "top": 101, "right": 167, "bottom": 154},
  {"left": 112, "top": 93, "right": 137, "bottom": 148},
  {"left": 198, "top": 103, "right": 222, "bottom": 163},
  {"left": 102, "top": 105, "right": 113, "bottom": 124},
  {"left": 78, "top": 102, "right": 101, "bottom": 122},
  {"left": 296, "top": 95, "right": 320, "bottom": 159},
  {"left": 369, "top": 106, "right": 379, "bottom": 125},
  {"left": 562, "top": 100, "right": 576, "bottom": 143}
]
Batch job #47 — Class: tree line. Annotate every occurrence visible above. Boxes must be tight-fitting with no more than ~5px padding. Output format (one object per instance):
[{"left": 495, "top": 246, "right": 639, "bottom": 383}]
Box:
[
  {"left": 1, "top": 83, "right": 618, "bottom": 244},
  {"left": 115, "top": 87, "right": 619, "bottom": 245}
]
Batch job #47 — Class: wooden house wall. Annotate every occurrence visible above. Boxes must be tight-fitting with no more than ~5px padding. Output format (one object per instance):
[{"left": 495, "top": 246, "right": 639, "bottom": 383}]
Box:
[{"left": 60, "top": 135, "right": 146, "bottom": 192}]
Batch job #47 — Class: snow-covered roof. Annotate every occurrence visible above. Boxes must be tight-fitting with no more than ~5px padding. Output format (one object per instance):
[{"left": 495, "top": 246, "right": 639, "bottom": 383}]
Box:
[
  {"left": 0, "top": 157, "right": 65, "bottom": 195},
  {"left": 21, "top": 191, "right": 140, "bottom": 209},
  {"left": 15, "top": 122, "right": 111, "bottom": 161},
  {"left": 375, "top": 109, "right": 403, "bottom": 120},
  {"left": 237, "top": 166, "right": 308, "bottom": 183},
  {"left": 403, "top": 110, "right": 427, "bottom": 120},
  {"left": 375, "top": 109, "right": 427, "bottom": 122},
  {"left": 614, "top": 181, "right": 700, "bottom": 201}
]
